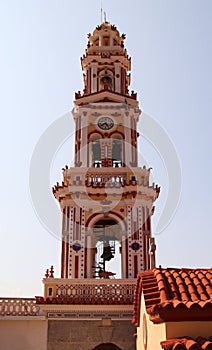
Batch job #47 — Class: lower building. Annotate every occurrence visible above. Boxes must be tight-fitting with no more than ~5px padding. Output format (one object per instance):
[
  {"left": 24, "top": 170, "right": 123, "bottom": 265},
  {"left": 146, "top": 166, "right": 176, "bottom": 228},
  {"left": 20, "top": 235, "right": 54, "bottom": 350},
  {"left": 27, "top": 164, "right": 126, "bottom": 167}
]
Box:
[
  {"left": 37, "top": 274, "right": 136, "bottom": 350},
  {"left": 0, "top": 273, "right": 136, "bottom": 350}
]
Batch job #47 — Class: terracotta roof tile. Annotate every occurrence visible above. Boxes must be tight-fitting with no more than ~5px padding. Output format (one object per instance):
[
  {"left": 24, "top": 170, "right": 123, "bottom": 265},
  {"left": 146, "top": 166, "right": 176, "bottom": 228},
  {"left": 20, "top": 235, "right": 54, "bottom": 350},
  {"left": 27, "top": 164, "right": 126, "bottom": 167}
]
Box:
[
  {"left": 161, "top": 337, "right": 212, "bottom": 350},
  {"left": 133, "top": 267, "right": 212, "bottom": 326},
  {"left": 36, "top": 295, "right": 134, "bottom": 305}
]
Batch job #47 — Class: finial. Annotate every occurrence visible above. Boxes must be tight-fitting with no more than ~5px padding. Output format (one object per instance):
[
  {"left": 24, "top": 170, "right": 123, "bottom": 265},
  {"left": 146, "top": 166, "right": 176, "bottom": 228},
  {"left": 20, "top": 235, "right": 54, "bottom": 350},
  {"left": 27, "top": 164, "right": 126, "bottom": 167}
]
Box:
[
  {"left": 104, "top": 11, "right": 107, "bottom": 22},
  {"left": 49, "top": 265, "right": 54, "bottom": 278},
  {"left": 45, "top": 269, "right": 49, "bottom": 278}
]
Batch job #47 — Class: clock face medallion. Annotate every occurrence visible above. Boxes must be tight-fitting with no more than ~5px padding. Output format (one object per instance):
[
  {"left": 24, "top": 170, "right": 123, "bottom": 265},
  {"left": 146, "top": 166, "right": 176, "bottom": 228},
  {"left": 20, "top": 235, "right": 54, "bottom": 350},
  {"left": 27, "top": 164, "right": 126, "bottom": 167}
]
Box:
[{"left": 97, "top": 117, "right": 114, "bottom": 130}]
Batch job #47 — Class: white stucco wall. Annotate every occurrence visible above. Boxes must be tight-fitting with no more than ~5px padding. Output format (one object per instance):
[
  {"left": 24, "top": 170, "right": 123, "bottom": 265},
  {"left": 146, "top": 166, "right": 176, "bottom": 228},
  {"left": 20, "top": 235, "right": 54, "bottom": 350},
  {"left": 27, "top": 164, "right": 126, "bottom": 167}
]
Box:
[
  {"left": 0, "top": 317, "right": 47, "bottom": 350},
  {"left": 136, "top": 292, "right": 212, "bottom": 350},
  {"left": 136, "top": 294, "right": 166, "bottom": 350}
]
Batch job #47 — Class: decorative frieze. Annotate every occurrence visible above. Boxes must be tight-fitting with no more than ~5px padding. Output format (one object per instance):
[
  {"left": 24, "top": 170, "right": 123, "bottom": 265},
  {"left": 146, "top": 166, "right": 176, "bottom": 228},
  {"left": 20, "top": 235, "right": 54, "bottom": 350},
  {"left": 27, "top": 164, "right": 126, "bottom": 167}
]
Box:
[{"left": 47, "top": 311, "right": 133, "bottom": 319}]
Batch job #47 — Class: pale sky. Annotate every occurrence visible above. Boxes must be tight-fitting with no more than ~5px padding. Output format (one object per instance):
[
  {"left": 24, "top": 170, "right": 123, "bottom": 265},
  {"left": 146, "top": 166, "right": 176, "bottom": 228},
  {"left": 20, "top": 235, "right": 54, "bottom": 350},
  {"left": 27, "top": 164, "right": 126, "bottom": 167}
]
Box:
[{"left": 0, "top": 0, "right": 211, "bottom": 297}]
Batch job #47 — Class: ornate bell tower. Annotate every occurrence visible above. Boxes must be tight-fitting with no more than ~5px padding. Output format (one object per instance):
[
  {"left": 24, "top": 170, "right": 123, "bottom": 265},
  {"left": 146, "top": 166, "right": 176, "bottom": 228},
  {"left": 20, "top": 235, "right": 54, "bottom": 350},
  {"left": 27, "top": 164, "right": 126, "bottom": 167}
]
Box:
[
  {"left": 38, "top": 21, "right": 160, "bottom": 350},
  {"left": 53, "top": 22, "right": 160, "bottom": 280}
]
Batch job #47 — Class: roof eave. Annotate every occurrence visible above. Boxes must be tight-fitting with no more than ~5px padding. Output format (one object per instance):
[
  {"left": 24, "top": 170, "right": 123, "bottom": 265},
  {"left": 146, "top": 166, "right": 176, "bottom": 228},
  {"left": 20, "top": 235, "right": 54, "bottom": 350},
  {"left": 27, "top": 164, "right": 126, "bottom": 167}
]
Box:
[{"left": 149, "top": 307, "right": 212, "bottom": 324}]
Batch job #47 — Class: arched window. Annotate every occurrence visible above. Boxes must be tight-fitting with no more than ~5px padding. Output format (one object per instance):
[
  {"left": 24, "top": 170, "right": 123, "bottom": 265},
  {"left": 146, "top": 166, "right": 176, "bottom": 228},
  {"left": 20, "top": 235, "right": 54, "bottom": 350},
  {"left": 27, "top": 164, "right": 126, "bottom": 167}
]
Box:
[
  {"left": 103, "top": 36, "right": 109, "bottom": 46},
  {"left": 94, "top": 38, "right": 99, "bottom": 46},
  {"left": 99, "top": 70, "right": 114, "bottom": 91},
  {"left": 92, "top": 140, "right": 101, "bottom": 167},
  {"left": 111, "top": 135, "right": 123, "bottom": 167},
  {"left": 112, "top": 140, "right": 122, "bottom": 167},
  {"left": 100, "top": 75, "right": 112, "bottom": 90},
  {"left": 89, "top": 133, "right": 102, "bottom": 167}
]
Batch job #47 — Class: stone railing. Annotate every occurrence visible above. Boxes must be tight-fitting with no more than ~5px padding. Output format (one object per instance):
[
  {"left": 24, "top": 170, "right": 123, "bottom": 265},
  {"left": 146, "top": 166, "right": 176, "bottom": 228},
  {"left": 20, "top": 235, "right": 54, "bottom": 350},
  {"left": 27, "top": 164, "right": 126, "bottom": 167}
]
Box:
[
  {"left": 40, "top": 278, "right": 136, "bottom": 305},
  {"left": 0, "top": 298, "right": 39, "bottom": 316}
]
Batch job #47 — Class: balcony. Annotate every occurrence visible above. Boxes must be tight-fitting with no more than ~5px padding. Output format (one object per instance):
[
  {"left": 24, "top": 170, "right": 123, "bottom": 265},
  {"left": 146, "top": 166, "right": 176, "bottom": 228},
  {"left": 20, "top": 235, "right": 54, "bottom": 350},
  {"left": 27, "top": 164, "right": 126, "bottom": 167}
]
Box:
[{"left": 37, "top": 278, "right": 136, "bottom": 305}]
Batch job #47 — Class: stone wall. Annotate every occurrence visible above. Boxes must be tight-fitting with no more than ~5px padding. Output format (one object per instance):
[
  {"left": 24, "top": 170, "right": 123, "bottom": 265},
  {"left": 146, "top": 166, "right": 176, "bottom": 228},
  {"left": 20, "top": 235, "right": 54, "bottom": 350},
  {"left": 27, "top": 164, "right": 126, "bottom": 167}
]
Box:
[{"left": 47, "top": 319, "right": 136, "bottom": 350}]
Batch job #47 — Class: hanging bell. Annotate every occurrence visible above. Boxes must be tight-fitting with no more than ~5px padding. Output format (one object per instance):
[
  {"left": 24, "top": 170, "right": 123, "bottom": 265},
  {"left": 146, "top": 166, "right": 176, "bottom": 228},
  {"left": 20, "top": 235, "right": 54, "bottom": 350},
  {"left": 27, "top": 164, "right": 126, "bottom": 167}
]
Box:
[{"left": 101, "top": 245, "right": 114, "bottom": 261}]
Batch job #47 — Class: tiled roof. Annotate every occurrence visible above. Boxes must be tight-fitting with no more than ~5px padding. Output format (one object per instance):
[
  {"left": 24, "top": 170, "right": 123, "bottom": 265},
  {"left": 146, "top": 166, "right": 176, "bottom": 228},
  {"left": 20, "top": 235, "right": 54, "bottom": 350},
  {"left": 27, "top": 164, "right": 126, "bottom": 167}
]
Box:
[
  {"left": 161, "top": 337, "right": 212, "bottom": 350},
  {"left": 133, "top": 267, "right": 212, "bottom": 325}
]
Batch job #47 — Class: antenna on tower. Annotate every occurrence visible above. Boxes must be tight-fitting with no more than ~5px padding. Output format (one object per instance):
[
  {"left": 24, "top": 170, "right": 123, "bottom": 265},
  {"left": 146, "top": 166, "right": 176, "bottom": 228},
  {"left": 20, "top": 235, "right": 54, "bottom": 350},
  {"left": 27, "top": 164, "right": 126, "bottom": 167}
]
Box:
[
  {"left": 104, "top": 11, "right": 107, "bottom": 22},
  {"left": 101, "top": 0, "right": 103, "bottom": 23}
]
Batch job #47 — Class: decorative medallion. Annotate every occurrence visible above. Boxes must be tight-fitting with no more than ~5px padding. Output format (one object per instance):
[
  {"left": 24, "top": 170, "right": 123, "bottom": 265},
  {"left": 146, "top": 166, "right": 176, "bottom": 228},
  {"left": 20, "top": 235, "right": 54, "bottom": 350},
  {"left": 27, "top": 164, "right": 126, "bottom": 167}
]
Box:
[
  {"left": 72, "top": 242, "right": 82, "bottom": 252},
  {"left": 131, "top": 242, "right": 140, "bottom": 251}
]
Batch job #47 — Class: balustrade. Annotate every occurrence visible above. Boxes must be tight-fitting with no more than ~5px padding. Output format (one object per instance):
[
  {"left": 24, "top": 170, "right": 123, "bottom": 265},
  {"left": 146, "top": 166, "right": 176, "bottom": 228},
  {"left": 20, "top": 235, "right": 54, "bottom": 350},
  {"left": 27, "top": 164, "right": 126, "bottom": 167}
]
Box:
[
  {"left": 86, "top": 174, "right": 126, "bottom": 188},
  {"left": 0, "top": 298, "right": 39, "bottom": 316},
  {"left": 54, "top": 280, "right": 135, "bottom": 304}
]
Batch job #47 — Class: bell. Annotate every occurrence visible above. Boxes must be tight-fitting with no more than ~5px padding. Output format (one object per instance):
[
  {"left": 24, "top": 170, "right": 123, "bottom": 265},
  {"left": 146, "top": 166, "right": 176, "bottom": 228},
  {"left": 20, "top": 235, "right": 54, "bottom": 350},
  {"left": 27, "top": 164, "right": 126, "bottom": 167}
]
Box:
[{"left": 101, "top": 245, "right": 114, "bottom": 261}]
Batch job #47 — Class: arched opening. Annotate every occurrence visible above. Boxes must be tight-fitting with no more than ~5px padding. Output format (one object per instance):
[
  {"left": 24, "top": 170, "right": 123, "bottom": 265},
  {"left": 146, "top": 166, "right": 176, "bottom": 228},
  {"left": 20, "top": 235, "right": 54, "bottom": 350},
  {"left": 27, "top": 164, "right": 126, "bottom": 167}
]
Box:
[
  {"left": 100, "top": 75, "right": 113, "bottom": 90},
  {"left": 111, "top": 135, "right": 123, "bottom": 167},
  {"left": 103, "top": 36, "right": 110, "bottom": 46},
  {"left": 92, "top": 218, "right": 122, "bottom": 279},
  {"left": 92, "top": 140, "right": 101, "bottom": 167},
  {"left": 93, "top": 343, "right": 122, "bottom": 350},
  {"left": 112, "top": 140, "right": 122, "bottom": 167},
  {"left": 88, "top": 133, "right": 102, "bottom": 167},
  {"left": 99, "top": 70, "right": 114, "bottom": 91},
  {"left": 94, "top": 38, "right": 99, "bottom": 46},
  {"left": 113, "top": 38, "right": 118, "bottom": 46}
]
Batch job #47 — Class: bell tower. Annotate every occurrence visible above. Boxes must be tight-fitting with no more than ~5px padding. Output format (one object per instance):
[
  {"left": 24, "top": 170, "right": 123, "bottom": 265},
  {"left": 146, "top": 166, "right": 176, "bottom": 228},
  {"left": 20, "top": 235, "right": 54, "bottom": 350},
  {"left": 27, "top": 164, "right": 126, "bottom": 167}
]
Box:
[
  {"left": 53, "top": 22, "right": 160, "bottom": 280},
  {"left": 38, "top": 21, "right": 160, "bottom": 350}
]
